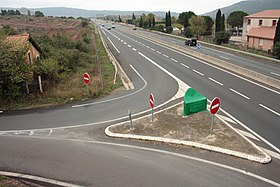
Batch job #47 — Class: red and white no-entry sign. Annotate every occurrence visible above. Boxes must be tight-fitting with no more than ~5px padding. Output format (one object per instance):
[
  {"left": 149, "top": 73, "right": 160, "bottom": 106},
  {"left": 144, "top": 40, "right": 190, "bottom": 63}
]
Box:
[
  {"left": 83, "top": 73, "right": 90, "bottom": 84},
  {"left": 210, "top": 97, "right": 220, "bottom": 115},
  {"left": 149, "top": 93, "right": 155, "bottom": 109}
]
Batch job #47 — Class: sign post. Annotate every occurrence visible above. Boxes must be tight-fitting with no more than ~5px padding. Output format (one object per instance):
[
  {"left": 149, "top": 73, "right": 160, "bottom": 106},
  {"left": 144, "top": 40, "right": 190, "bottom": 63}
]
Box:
[
  {"left": 209, "top": 97, "right": 221, "bottom": 134},
  {"left": 83, "top": 73, "right": 90, "bottom": 96},
  {"left": 128, "top": 109, "right": 132, "bottom": 125},
  {"left": 149, "top": 93, "right": 155, "bottom": 122}
]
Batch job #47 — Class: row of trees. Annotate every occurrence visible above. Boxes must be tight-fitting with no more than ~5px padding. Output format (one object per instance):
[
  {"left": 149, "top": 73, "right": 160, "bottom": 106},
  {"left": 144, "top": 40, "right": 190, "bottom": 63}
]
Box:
[{"left": 1, "top": 9, "right": 21, "bottom": 16}]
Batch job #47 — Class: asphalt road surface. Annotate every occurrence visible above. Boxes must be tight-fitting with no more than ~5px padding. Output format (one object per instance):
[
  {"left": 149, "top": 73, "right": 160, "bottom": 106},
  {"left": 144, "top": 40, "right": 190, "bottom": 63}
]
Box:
[{"left": 0, "top": 21, "right": 279, "bottom": 186}]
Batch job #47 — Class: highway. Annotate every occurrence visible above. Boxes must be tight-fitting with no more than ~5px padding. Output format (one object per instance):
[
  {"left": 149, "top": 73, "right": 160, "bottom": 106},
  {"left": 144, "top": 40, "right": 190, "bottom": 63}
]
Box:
[
  {"left": 0, "top": 20, "right": 279, "bottom": 186},
  {"left": 101, "top": 22, "right": 280, "bottom": 151}
]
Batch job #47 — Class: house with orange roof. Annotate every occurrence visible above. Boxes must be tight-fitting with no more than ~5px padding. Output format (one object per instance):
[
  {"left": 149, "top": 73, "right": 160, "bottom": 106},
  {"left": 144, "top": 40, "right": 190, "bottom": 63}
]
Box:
[
  {"left": 242, "top": 10, "right": 280, "bottom": 52},
  {"left": 5, "top": 33, "right": 42, "bottom": 65}
]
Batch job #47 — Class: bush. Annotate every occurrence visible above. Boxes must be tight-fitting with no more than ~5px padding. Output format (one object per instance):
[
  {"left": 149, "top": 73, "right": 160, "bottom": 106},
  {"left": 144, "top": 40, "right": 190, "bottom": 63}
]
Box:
[
  {"left": 273, "top": 42, "right": 280, "bottom": 59},
  {"left": 214, "top": 31, "right": 230, "bottom": 45},
  {"left": 166, "top": 26, "right": 173, "bottom": 34},
  {"left": 184, "top": 27, "right": 192, "bottom": 38}
]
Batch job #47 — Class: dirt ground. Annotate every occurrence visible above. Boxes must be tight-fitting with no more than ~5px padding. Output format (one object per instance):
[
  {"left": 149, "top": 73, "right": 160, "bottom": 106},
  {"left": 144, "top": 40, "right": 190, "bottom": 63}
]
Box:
[{"left": 109, "top": 103, "right": 264, "bottom": 157}]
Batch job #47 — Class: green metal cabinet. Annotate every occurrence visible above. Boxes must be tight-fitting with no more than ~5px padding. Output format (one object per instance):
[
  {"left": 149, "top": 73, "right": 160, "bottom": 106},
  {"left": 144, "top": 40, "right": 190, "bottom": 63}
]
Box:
[{"left": 183, "top": 88, "right": 207, "bottom": 116}]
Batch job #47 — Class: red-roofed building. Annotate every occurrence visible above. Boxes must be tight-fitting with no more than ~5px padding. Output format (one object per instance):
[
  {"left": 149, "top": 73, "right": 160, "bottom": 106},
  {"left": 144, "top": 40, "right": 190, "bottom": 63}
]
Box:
[
  {"left": 5, "top": 33, "right": 42, "bottom": 65},
  {"left": 242, "top": 10, "right": 280, "bottom": 52}
]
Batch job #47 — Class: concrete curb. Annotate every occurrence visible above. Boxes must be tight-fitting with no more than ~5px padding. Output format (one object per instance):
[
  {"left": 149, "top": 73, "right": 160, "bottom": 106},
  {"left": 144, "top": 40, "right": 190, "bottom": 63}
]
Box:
[
  {"left": 97, "top": 27, "right": 134, "bottom": 90},
  {"left": 133, "top": 32, "right": 280, "bottom": 89},
  {"left": 105, "top": 102, "right": 271, "bottom": 164}
]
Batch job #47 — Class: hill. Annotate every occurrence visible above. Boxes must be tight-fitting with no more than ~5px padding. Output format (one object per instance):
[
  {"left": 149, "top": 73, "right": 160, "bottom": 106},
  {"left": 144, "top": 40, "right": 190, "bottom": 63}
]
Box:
[
  {"left": 0, "top": 7, "right": 179, "bottom": 18},
  {"left": 202, "top": 0, "right": 280, "bottom": 18}
]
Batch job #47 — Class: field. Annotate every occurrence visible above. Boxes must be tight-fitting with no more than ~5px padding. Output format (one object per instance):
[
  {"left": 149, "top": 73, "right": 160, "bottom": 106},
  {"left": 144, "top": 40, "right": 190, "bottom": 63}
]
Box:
[{"left": 0, "top": 15, "right": 123, "bottom": 110}]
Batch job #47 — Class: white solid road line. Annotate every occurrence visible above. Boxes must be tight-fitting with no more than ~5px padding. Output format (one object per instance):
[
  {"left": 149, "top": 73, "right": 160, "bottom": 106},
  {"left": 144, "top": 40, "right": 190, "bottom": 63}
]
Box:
[
  {"left": 216, "top": 114, "right": 236, "bottom": 124},
  {"left": 107, "top": 37, "right": 120, "bottom": 53},
  {"left": 208, "top": 77, "right": 223, "bottom": 86},
  {"left": 138, "top": 52, "right": 189, "bottom": 99},
  {"left": 261, "top": 147, "right": 280, "bottom": 160},
  {"left": 12, "top": 136, "right": 280, "bottom": 187},
  {"left": 139, "top": 37, "right": 280, "bottom": 95},
  {"left": 192, "top": 69, "right": 204, "bottom": 76},
  {"left": 180, "top": 63, "right": 189, "bottom": 69},
  {"left": 230, "top": 88, "right": 250, "bottom": 100},
  {"left": 259, "top": 104, "right": 280, "bottom": 117},
  {"left": 220, "top": 107, "right": 280, "bottom": 155},
  {"left": 72, "top": 65, "right": 147, "bottom": 108},
  {"left": 171, "top": 58, "right": 178, "bottom": 63},
  {"left": 271, "top": 72, "right": 280, "bottom": 77},
  {"left": 236, "top": 129, "right": 260, "bottom": 141},
  {"left": 0, "top": 171, "right": 82, "bottom": 187}
]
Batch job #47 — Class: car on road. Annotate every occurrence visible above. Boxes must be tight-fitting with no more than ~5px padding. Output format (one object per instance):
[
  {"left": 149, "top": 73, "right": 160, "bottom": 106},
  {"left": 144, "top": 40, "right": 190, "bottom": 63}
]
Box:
[
  {"left": 132, "top": 26, "right": 137, "bottom": 30},
  {"left": 112, "top": 25, "right": 115, "bottom": 29},
  {"left": 107, "top": 27, "right": 111, "bottom": 30},
  {"left": 185, "top": 38, "right": 197, "bottom": 46}
]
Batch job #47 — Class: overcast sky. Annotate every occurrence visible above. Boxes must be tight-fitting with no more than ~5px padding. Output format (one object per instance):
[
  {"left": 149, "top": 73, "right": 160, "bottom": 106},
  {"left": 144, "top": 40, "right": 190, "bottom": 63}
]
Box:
[{"left": 0, "top": 0, "right": 242, "bottom": 14}]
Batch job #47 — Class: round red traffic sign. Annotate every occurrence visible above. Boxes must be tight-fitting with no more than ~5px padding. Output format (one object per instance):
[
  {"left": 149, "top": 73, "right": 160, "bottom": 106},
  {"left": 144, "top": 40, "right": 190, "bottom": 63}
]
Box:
[
  {"left": 83, "top": 73, "right": 90, "bottom": 84},
  {"left": 210, "top": 97, "right": 220, "bottom": 115},
  {"left": 149, "top": 93, "right": 155, "bottom": 109}
]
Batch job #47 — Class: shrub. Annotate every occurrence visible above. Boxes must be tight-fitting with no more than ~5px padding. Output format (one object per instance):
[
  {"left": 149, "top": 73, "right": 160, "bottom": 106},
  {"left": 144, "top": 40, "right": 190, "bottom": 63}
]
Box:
[{"left": 214, "top": 31, "right": 230, "bottom": 45}]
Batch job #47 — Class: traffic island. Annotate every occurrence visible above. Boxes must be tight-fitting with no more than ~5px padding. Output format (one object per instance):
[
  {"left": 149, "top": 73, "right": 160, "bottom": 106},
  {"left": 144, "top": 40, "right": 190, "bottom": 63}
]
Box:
[{"left": 105, "top": 102, "right": 271, "bottom": 163}]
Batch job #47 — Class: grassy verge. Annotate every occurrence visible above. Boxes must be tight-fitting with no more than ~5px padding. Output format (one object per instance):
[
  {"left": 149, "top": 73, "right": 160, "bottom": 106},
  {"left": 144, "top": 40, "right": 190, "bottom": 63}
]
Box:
[{"left": 0, "top": 25, "right": 123, "bottom": 111}]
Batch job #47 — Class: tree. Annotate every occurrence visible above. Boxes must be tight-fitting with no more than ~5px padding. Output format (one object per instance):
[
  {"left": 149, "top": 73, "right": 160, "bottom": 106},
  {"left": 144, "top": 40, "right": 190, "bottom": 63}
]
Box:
[
  {"left": 132, "top": 13, "right": 136, "bottom": 20},
  {"left": 118, "top": 15, "right": 122, "bottom": 22},
  {"left": 202, "top": 16, "right": 214, "bottom": 35},
  {"left": 0, "top": 39, "right": 32, "bottom": 98},
  {"left": 35, "top": 11, "right": 44, "bottom": 17},
  {"left": 273, "top": 42, "right": 280, "bottom": 59},
  {"left": 178, "top": 11, "right": 196, "bottom": 28},
  {"left": 215, "top": 9, "right": 222, "bottom": 33},
  {"left": 139, "top": 16, "right": 143, "bottom": 27},
  {"left": 168, "top": 11, "right": 172, "bottom": 27},
  {"left": 189, "top": 16, "right": 206, "bottom": 37},
  {"left": 273, "top": 17, "right": 280, "bottom": 46},
  {"left": 227, "top": 11, "right": 248, "bottom": 28},
  {"left": 152, "top": 16, "right": 156, "bottom": 27},
  {"left": 221, "top": 14, "right": 225, "bottom": 31},
  {"left": 149, "top": 18, "right": 152, "bottom": 28},
  {"left": 165, "top": 12, "right": 168, "bottom": 28},
  {"left": 1, "top": 9, "right": 7, "bottom": 16},
  {"left": 15, "top": 10, "right": 21, "bottom": 15},
  {"left": 215, "top": 31, "right": 230, "bottom": 45},
  {"left": 171, "top": 16, "right": 176, "bottom": 26},
  {"left": 27, "top": 10, "right": 31, "bottom": 16}
]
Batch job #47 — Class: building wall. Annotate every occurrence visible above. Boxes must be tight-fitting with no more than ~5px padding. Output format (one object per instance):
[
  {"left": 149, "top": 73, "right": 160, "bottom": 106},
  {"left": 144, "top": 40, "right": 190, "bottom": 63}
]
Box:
[
  {"left": 248, "top": 37, "right": 273, "bottom": 51},
  {"left": 242, "top": 17, "right": 278, "bottom": 41},
  {"left": 24, "top": 42, "right": 40, "bottom": 65}
]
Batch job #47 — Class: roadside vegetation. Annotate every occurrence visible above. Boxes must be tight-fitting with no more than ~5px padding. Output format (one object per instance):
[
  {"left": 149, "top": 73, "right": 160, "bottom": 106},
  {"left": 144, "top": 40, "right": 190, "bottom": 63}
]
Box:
[{"left": 0, "top": 12, "right": 122, "bottom": 110}]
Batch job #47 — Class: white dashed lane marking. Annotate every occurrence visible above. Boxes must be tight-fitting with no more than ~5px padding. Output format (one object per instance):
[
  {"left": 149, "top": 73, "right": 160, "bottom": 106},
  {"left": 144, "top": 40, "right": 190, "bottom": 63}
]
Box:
[
  {"left": 271, "top": 72, "right": 280, "bottom": 77},
  {"left": 163, "top": 54, "right": 169, "bottom": 58},
  {"left": 180, "top": 63, "right": 189, "bottom": 69},
  {"left": 192, "top": 69, "right": 204, "bottom": 76},
  {"left": 132, "top": 48, "right": 137, "bottom": 51},
  {"left": 171, "top": 58, "right": 178, "bottom": 63},
  {"left": 156, "top": 51, "right": 162, "bottom": 54},
  {"left": 208, "top": 77, "right": 223, "bottom": 86},
  {"left": 230, "top": 88, "right": 250, "bottom": 100},
  {"left": 128, "top": 45, "right": 131, "bottom": 48},
  {"left": 259, "top": 104, "right": 280, "bottom": 116}
]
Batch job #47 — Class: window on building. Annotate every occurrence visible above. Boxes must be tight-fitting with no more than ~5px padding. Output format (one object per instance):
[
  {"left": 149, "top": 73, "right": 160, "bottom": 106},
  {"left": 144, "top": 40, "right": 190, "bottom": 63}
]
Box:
[
  {"left": 272, "top": 20, "right": 277, "bottom": 26},
  {"left": 27, "top": 51, "right": 32, "bottom": 64},
  {"left": 259, "top": 20, "right": 263, "bottom": 26},
  {"left": 248, "top": 19, "right": 251, "bottom": 25},
  {"left": 259, "top": 39, "right": 264, "bottom": 46}
]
